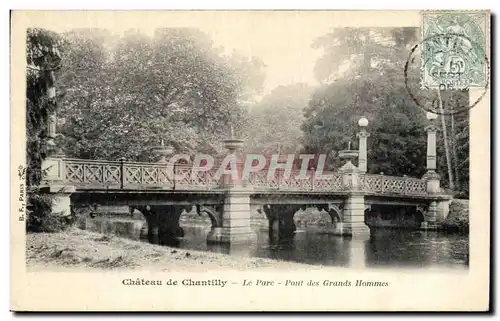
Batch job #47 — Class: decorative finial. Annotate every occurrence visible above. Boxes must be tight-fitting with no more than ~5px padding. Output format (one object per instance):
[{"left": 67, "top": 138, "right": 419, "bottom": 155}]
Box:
[
  {"left": 358, "top": 116, "right": 369, "bottom": 127},
  {"left": 426, "top": 111, "right": 438, "bottom": 121},
  {"left": 347, "top": 141, "right": 351, "bottom": 150},
  {"left": 161, "top": 139, "right": 164, "bottom": 147},
  {"left": 230, "top": 125, "right": 234, "bottom": 139}
]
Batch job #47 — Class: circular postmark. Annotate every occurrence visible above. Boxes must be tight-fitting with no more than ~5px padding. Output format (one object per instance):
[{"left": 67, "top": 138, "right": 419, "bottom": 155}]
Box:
[{"left": 404, "top": 32, "right": 490, "bottom": 115}]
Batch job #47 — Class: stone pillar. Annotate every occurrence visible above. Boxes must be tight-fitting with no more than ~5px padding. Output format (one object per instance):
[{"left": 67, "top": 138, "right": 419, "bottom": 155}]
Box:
[
  {"left": 426, "top": 123, "right": 438, "bottom": 172},
  {"left": 142, "top": 205, "right": 187, "bottom": 245},
  {"left": 268, "top": 218, "right": 280, "bottom": 241},
  {"left": 424, "top": 171, "right": 441, "bottom": 194},
  {"left": 48, "top": 184, "right": 76, "bottom": 217},
  {"left": 342, "top": 194, "right": 370, "bottom": 238},
  {"left": 153, "top": 140, "right": 174, "bottom": 163},
  {"left": 263, "top": 205, "right": 299, "bottom": 242},
  {"left": 140, "top": 205, "right": 184, "bottom": 245},
  {"left": 41, "top": 156, "right": 75, "bottom": 217},
  {"left": 149, "top": 226, "right": 160, "bottom": 245},
  {"left": 422, "top": 116, "right": 441, "bottom": 194},
  {"left": 220, "top": 187, "right": 254, "bottom": 243},
  {"left": 436, "top": 199, "right": 451, "bottom": 223},
  {"left": 357, "top": 117, "right": 370, "bottom": 174},
  {"left": 41, "top": 156, "right": 65, "bottom": 184},
  {"left": 332, "top": 220, "right": 344, "bottom": 235},
  {"left": 349, "top": 238, "right": 368, "bottom": 268},
  {"left": 158, "top": 209, "right": 182, "bottom": 246},
  {"left": 338, "top": 159, "right": 370, "bottom": 238},
  {"left": 318, "top": 203, "right": 344, "bottom": 235},
  {"left": 207, "top": 133, "right": 255, "bottom": 244},
  {"left": 206, "top": 187, "right": 256, "bottom": 244},
  {"left": 47, "top": 113, "right": 57, "bottom": 140},
  {"left": 426, "top": 200, "right": 438, "bottom": 229},
  {"left": 45, "top": 69, "right": 57, "bottom": 150},
  {"left": 142, "top": 206, "right": 160, "bottom": 244},
  {"left": 340, "top": 158, "right": 361, "bottom": 192},
  {"left": 161, "top": 205, "right": 185, "bottom": 238},
  {"left": 219, "top": 128, "right": 246, "bottom": 188}
]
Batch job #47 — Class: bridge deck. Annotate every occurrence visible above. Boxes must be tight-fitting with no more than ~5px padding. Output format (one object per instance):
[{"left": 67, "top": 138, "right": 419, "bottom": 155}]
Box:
[{"left": 43, "top": 158, "right": 451, "bottom": 200}]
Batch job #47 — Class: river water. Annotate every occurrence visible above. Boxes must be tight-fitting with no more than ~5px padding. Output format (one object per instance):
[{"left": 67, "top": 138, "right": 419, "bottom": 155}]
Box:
[{"left": 152, "top": 223, "right": 469, "bottom": 269}]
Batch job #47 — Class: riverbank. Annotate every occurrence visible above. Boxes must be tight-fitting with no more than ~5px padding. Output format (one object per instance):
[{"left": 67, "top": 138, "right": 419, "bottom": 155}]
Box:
[
  {"left": 26, "top": 228, "right": 320, "bottom": 271},
  {"left": 443, "top": 199, "right": 469, "bottom": 233}
]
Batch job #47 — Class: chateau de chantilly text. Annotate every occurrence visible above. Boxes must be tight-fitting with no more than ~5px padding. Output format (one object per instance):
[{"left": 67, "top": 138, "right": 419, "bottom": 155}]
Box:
[{"left": 121, "top": 278, "right": 390, "bottom": 288}]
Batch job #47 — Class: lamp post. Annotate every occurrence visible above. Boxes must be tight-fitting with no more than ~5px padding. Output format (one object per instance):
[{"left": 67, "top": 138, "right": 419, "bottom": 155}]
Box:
[
  {"left": 152, "top": 139, "right": 175, "bottom": 163},
  {"left": 46, "top": 112, "right": 57, "bottom": 154},
  {"left": 357, "top": 116, "right": 369, "bottom": 174},
  {"left": 424, "top": 111, "right": 438, "bottom": 174},
  {"left": 423, "top": 111, "right": 441, "bottom": 194},
  {"left": 422, "top": 111, "right": 441, "bottom": 229},
  {"left": 45, "top": 69, "right": 63, "bottom": 157},
  {"left": 222, "top": 129, "right": 244, "bottom": 187}
]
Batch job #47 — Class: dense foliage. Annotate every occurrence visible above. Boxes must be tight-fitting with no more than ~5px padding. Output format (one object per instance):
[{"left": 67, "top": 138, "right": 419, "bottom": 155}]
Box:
[
  {"left": 244, "top": 84, "right": 312, "bottom": 154},
  {"left": 55, "top": 29, "right": 265, "bottom": 161},
  {"left": 26, "top": 28, "right": 70, "bottom": 232},
  {"left": 301, "top": 27, "right": 469, "bottom": 195}
]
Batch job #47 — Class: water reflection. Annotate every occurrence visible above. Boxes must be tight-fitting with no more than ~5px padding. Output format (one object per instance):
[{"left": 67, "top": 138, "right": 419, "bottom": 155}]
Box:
[
  {"left": 169, "top": 225, "right": 468, "bottom": 269},
  {"left": 174, "top": 227, "right": 469, "bottom": 267},
  {"left": 89, "top": 218, "right": 469, "bottom": 269},
  {"left": 365, "top": 229, "right": 469, "bottom": 268}
]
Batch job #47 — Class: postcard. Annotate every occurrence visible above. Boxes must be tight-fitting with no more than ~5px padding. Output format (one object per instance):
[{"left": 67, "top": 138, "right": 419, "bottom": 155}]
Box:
[{"left": 10, "top": 10, "right": 490, "bottom": 311}]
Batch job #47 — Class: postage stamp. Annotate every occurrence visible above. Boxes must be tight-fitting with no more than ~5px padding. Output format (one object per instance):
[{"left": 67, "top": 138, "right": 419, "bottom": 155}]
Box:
[{"left": 420, "top": 11, "right": 489, "bottom": 90}]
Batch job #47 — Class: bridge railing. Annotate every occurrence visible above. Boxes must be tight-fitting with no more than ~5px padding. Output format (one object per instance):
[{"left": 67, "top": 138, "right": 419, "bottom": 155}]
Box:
[
  {"left": 59, "top": 158, "right": 120, "bottom": 189},
  {"left": 61, "top": 158, "right": 221, "bottom": 190},
  {"left": 44, "top": 158, "right": 429, "bottom": 196},
  {"left": 247, "top": 169, "right": 343, "bottom": 192},
  {"left": 360, "top": 174, "right": 427, "bottom": 196}
]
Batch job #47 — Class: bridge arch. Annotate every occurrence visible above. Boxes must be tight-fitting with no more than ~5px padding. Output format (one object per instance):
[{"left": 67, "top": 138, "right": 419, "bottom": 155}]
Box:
[
  {"left": 127, "top": 206, "right": 152, "bottom": 240},
  {"left": 292, "top": 204, "right": 342, "bottom": 227},
  {"left": 415, "top": 206, "right": 426, "bottom": 223},
  {"left": 325, "top": 204, "right": 342, "bottom": 223},
  {"left": 195, "top": 205, "right": 222, "bottom": 228}
]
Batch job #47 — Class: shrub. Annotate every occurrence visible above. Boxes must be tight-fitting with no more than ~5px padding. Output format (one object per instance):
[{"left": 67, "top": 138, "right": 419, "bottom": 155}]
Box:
[
  {"left": 25, "top": 28, "right": 70, "bottom": 233},
  {"left": 26, "top": 187, "right": 73, "bottom": 233},
  {"left": 443, "top": 199, "right": 469, "bottom": 233}
]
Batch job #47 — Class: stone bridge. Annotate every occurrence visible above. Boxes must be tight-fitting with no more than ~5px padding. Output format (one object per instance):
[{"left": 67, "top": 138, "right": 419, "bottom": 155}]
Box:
[{"left": 40, "top": 116, "right": 452, "bottom": 244}]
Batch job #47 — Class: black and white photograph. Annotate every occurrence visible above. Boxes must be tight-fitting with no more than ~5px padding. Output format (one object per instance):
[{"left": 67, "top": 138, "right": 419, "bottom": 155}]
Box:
[{"left": 10, "top": 9, "right": 490, "bottom": 311}]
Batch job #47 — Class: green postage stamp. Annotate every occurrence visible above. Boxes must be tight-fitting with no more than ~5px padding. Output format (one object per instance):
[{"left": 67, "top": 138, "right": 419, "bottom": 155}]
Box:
[{"left": 421, "top": 10, "right": 489, "bottom": 90}]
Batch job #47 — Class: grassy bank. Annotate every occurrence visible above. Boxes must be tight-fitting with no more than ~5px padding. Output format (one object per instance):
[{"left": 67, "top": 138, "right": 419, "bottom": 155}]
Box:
[
  {"left": 443, "top": 199, "right": 469, "bottom": 233},
  {"left": 26, "top": 228, "right": 320, "bottom": 271}
]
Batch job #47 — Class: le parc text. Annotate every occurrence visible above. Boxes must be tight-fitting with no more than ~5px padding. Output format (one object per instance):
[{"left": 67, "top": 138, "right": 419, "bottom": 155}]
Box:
[{"left": 243, "top": 279, "right": 389, "bottom": 287}]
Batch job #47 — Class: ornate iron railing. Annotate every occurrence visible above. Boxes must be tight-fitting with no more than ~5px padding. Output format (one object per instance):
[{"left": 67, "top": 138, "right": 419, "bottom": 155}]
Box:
[
  {"left": 45, "top": 158, "right": 428, "bottom": 196},
  {"left": 62, "top": 158, "right": 220, "bottom": 190},
  {"left": 64, "top": 159, "right": 122, "bottom": 188},
  {"left": 360, "top": 174, "right": 427, "bottom": 196},
  {"left": 247, "top": 169, "right": 343, "bottom": 192}
]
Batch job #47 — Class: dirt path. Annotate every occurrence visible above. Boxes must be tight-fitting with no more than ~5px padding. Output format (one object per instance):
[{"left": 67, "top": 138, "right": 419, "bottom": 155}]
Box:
[{"left": 26, "top": 228, "right": 324, "bottom": 272}]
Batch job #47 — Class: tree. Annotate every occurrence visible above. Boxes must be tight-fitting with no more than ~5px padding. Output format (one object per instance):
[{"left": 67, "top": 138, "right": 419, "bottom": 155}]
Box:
[
  {"left": 453, "top": 111, "right": 470, "bottom": 196},
  {"left": 302, "top": 27, "right": 431, "bottom": 175},
  {"left": 434, "top": 90, "right": 470, "bottom": 196},
  {"left": 26, "top": 28, "right": 64, "bottom": 186},
  {"left": 244, "top": 83, "right": 312, "bottom": 154},
  {"left": 311, "top": 27, "right": 418, "bottom": 84},
  {"left": 302, "top": 74, "right": 429, "bottom": 175},
  {"left": 26, "top": 28, "right": 69, "bottom": 232},
  {"left": 56, "top": 28, "right": 265, "bottom": 161},
  {"left": 303, "top": 26, "right": 470, "bottom": 194}
]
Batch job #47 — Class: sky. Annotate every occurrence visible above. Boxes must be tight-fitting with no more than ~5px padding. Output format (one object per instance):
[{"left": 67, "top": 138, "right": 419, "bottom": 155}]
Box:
[
  {"left": 18, "top": 11, "right": 422, "bottom": 95},
  {"left": 198, "top": 12, "right": 326, "bottom": 94}
]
